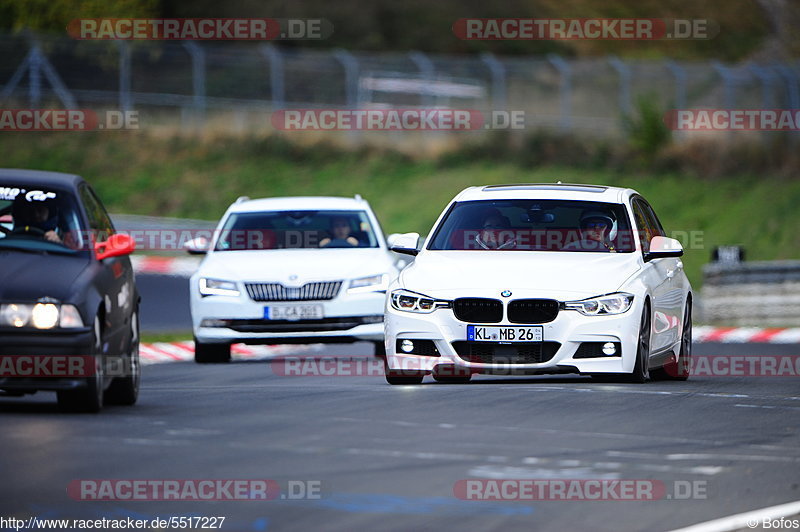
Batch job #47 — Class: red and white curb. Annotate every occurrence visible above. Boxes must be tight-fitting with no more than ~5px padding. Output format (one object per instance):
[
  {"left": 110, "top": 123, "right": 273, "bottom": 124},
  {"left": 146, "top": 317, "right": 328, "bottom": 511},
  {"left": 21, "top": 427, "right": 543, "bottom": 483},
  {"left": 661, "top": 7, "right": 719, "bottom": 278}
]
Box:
[
  {"left": 693, "top": 326, "right": 800, "bottom": 343},
  {"left": 131, "top": 256, "right": 200, "bottom": 277},
  {"left": 140, "top": 342, "right": 320, "bottom": 365},
  {"left": 140, "top": 327, "right": 800, "bottom": 366}
]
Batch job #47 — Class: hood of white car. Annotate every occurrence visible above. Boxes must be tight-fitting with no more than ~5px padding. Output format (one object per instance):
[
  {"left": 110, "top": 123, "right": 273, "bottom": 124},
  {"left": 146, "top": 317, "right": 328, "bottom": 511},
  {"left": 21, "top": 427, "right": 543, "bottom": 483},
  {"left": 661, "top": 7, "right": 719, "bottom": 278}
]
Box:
[
  {"left": 198, "top": 248, "right": 393, "bottom": 284},
  {"left": 399, "top": 251, "right": 641, "bottom": 299}
]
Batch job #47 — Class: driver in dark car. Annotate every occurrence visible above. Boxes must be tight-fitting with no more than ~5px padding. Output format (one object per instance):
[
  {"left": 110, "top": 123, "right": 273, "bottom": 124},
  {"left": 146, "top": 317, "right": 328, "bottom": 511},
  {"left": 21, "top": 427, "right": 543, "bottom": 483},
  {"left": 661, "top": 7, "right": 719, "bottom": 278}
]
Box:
[{"left": 10, "top": 196, "right": 62, "bottom": 244}]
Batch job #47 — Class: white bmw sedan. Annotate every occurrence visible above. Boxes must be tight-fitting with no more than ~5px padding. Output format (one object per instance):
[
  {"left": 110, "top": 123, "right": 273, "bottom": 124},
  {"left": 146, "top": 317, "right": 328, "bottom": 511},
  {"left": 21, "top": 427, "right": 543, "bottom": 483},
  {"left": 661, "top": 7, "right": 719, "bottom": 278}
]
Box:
[
  {"left": 384, "top": 183, "right": 692, "bottom": 384},
  {"left": 189, "top": 196, "right": 401, "bottom": 362}
]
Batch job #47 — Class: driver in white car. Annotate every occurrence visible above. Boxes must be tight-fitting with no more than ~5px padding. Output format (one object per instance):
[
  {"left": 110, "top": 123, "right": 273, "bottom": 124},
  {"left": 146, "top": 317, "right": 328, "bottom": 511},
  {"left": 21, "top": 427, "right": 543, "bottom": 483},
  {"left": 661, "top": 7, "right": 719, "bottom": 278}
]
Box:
[
  {"left": 319, "top": 216, "right": 360, "bottom": 248},
  {"left": 562, "top": 210, "right": 617, "bottom": 252}
]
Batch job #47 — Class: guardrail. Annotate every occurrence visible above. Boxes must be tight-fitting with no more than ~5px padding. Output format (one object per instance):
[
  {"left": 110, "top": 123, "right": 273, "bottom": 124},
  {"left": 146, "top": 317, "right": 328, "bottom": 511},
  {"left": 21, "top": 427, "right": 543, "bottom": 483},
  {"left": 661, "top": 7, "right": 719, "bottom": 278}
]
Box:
[{"left": 701, "top": 260, "right": 800, "bottom": 326}]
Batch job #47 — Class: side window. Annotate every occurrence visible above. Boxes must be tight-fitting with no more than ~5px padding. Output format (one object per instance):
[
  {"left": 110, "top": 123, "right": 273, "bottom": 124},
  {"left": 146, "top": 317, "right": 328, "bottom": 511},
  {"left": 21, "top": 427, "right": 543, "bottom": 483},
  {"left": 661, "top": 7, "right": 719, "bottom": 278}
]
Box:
[
  {"left": 631, "top": 199, "right": 655, "bottom": 253},
  {"left": 640, "top": 200, "right": 665, "bottom": 238},
  {"left": 79, "top": 185, "right": 115, "bottom": 241}
]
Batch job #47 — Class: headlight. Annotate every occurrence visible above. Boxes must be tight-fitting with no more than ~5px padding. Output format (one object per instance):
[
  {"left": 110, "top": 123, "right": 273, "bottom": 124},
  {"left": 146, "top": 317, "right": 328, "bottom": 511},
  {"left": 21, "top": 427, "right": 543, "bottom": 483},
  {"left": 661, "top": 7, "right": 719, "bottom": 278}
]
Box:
[
  {"left": 31, "top": 303, "right": 59, "bottom": 329},
  {"left": 563, "top": 293, "right": 634, "bottom": 316},
  {"left": 348, "top": 274, "right": 389, "bottom": 293},
  {"left": 0, "top": 303, "right": 84, "bottom": 329},
  {"left": 390, "top": 289, "right": 450, "bottom": 313},
  {"left": 199, "top": 278, "right": 240, "bottom": 297},
  {"left": 59, "top": 305, "right": 84, "bottom": 328},
  {"left": 0, "top": 303, "right": 32, "bottom": 327}
]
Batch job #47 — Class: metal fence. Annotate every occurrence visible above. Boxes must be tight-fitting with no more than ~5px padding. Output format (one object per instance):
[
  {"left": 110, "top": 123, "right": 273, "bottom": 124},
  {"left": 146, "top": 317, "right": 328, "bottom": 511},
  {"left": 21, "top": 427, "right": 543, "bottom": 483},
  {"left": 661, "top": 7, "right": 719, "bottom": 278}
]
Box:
[
  {"left": 1, "top": 32, "right": 799, "bottom": 136},
  {"left": 702, "top": 260, "right": 800, "bottom": 326}
]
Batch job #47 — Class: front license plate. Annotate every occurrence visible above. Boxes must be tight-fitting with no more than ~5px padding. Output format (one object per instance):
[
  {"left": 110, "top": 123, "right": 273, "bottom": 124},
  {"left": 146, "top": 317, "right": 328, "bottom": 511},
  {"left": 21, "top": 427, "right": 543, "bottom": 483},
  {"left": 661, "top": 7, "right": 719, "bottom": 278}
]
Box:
[
  {"left": 467, "top": 325, "right": 543, "bottom": 342},
  {"left": 264, "top": 305, "right": 323, "bottom": 321}
]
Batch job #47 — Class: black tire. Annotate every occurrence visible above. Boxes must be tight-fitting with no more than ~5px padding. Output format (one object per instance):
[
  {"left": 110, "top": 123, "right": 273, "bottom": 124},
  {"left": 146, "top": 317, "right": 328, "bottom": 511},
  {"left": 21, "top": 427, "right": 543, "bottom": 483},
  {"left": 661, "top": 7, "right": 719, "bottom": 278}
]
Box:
[
  {"left": 384, "top": 358, "right": 424, "bottom": 385},
  {"left": 624, "top": 303, "right": 651, "bottom": 384},
  {"left": 373, "top": 341, "right": 386, "bottom": 359},
  {"left": 194, "top": 339, "right": 231, "bottom": 363},
  {"left": 652, "top": 301, "right": 692, "bottom": 381},
  {"left": 105, "top": 310, "right": 141, "bottom": 405},
  {"left": 58, "top": 316, "right": 104, "bottom": 413}
]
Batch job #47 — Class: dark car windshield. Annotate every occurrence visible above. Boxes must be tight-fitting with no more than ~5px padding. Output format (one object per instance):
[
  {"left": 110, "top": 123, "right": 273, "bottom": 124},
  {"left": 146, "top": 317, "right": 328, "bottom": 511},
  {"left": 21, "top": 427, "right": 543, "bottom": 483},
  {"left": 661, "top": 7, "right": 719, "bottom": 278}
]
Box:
[
  {"left": 215, "top": 210, "right": 379, "bottom": 251},
  {"left": 427, "top": 199, "right": 635, "bottom": 252},
  {"left": 0, "top": 184, "right": 88, "bottom": 255}
]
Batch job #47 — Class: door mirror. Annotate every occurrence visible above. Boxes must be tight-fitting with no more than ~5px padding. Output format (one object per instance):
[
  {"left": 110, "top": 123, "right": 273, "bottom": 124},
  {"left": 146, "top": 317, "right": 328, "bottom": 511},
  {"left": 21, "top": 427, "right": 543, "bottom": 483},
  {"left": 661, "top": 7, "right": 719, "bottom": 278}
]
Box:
[
  {"left": 95, "top": 233, "right": 135, "bottom": 261},
  {"left": 389, "top": 232, "right": 420, "bottom": 256},
  {"left": 184, "top": 236, "right": 210, "bottom": 255},
  {"left": 645, "top": 236, "right": 683, "bottom": 262}
]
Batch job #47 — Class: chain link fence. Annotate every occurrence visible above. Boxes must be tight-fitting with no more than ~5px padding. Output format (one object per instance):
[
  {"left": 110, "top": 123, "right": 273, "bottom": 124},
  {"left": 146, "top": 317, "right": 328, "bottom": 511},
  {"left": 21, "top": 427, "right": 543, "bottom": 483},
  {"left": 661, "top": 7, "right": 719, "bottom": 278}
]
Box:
[{"left": 1, "top": 32, "right": 799, "bottom": 137}]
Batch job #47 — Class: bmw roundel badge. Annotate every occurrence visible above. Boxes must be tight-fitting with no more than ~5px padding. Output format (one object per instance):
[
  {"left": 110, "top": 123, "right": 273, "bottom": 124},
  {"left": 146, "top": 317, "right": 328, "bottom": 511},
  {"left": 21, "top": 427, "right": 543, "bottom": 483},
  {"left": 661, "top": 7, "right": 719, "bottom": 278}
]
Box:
[{"left": 501, "top": 290, "right": 512, "bottom": 297}]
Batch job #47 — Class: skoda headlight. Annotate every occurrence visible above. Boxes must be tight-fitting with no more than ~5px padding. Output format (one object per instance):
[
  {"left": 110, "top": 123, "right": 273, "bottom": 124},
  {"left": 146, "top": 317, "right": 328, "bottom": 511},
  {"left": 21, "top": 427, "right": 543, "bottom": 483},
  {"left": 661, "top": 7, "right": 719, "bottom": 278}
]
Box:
[
  {"left": 199, "top": 278, "right": 240, "bottom": 297},
  {"left": 348, "top": 274, "right": 389, "bottom": 294},
  {"left": 390, "top": 289, "right": 449, "bottom": 313},
  {"left": 563, "top": 293, "right": 634, "bottom": 316}
]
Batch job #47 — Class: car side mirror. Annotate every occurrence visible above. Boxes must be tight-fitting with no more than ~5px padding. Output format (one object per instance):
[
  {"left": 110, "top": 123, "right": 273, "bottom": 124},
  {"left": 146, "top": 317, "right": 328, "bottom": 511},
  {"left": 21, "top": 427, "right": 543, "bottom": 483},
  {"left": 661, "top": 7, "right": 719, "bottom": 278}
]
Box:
[
  {"left": 389, "top": 232, "right": 420, "bottom": 256},
  {"left": 184, "top": 236, "right": 210, "bottom": 255},
  {"left": 95, "top": 233, "right": 135, "bottom": 261},
  {"left": 645, "top": 236, "right": 683, "bottom": 262}
]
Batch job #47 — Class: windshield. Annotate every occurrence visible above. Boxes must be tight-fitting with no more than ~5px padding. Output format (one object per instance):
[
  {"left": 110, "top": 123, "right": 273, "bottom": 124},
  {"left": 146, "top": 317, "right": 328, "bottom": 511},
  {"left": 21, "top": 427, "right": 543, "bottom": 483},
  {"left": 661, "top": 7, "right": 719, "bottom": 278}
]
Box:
[
  {"left": 0, "top": 184, "right": 88, "bottom": 255},
  {"left": 427, "top": 199, "right": 635, "bottom": 252},
  {"left": 214, "top": 209, "right": 379, "bottom": 251}
]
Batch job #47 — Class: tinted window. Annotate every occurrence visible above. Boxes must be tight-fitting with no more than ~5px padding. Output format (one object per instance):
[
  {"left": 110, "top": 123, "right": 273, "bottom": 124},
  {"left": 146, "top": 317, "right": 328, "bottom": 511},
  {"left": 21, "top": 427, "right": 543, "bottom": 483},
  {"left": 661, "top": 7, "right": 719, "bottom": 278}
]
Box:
[
  {"left": 631, "top": 199, "right": 658, "bottom": 253},
  {"left": 79, "top": 184, "right": 115, "bottom": 242},
  {"left": 0, "top": 183, "right": 88, "bottom": 253},
  {"left": 427, "top": 199, "right": 635, "bottom": 252},
  {"left": 215, "top": 210, "right": 378, "bottom": 251}
]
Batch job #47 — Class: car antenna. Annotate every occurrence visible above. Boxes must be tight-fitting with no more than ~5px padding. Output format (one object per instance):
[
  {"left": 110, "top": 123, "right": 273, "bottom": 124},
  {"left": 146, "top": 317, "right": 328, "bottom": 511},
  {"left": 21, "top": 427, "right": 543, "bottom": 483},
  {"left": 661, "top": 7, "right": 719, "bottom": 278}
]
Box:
[{"left": 235, "top": 196, "right": 250, "bottom": 204}]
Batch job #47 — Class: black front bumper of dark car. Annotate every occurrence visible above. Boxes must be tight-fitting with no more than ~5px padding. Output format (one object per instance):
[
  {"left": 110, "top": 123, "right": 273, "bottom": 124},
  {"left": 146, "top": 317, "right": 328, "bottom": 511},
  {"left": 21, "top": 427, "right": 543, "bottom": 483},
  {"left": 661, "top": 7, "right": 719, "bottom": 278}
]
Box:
[{"left": 0, "top": 327, "right": 95, "bottom": 392}]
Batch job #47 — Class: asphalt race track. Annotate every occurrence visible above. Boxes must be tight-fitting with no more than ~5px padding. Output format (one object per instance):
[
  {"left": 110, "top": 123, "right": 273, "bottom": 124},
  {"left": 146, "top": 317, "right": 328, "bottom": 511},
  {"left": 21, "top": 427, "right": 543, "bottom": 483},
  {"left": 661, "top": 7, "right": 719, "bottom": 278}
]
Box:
[{"left": 1, "top": 274, "right": 799, "bottom": 532}]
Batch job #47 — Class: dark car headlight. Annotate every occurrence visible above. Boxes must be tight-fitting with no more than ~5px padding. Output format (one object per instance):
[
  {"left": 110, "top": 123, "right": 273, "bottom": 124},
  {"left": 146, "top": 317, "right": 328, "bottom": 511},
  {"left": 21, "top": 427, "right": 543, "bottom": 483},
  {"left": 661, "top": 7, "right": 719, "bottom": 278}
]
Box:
[{"left": 0, "top": 303, "right": 84, "bottom": 329}]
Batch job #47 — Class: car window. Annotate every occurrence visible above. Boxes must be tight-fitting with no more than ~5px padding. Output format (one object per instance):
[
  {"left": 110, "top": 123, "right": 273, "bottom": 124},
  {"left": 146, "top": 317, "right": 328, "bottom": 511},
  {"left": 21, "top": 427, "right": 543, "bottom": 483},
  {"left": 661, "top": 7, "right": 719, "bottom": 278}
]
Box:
[
  {"left": 427, "top": 199, "right": 635, "bottom": 252},
  {"left": 0, "top": 183, "right": 88, "bottom": 254},
  {"left": 640, "top": 199, "right": 666, "bottom": 236},
  {"left": 215, "top": 210, "right": 379, "bottom": 251},
  {"left": 631, "top": 198, "right": 658, "bottom": 253},
  {"left": 79, "top": 184, "right": 115, "bottom": 242}
]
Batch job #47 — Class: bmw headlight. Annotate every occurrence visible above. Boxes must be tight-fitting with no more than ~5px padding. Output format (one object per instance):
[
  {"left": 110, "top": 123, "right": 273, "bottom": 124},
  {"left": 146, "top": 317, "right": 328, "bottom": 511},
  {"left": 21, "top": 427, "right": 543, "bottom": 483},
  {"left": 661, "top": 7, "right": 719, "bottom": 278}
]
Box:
[
  {"left": 0, "top": 303, "right": 84, "bottom": 329},
  {"left": 563, "top": 293, "right": 634, "bottom": 316},
  {"left": 390, "top": 289, "right": 450, "bottom": 313},
  {"left": 199, "top": 278, "right": 240, "bottom": 297},
  {"left": 348, "top": 274, "right": 389, "bottom": 294}
]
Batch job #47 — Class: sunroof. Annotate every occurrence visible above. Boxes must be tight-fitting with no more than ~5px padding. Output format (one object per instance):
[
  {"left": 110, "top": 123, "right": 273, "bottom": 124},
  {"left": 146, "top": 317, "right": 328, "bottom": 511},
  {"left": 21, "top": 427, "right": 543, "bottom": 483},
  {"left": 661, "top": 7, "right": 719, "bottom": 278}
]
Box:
[{"left": 482, "top": 183, "right": 608, "bottom": 193}]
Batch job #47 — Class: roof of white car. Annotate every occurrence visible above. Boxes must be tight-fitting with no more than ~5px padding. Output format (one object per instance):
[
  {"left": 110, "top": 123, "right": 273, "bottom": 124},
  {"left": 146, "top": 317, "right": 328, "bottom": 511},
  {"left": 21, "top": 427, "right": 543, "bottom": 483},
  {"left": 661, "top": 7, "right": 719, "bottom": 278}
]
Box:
[
  {"left": 454, "top": 183, "right": 636, "bottom": 203},
  {"left": 229, "top": 196, "right": 371, "bottom": 213}
]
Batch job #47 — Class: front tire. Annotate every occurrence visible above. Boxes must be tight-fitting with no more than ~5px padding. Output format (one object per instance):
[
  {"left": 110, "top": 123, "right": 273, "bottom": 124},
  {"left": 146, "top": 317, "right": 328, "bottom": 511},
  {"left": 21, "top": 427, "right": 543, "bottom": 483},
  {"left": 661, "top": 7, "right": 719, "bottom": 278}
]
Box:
[
  {"left": 194, "top": 339, "right": 231, "bottom": 363},
  {"left": 58, "top": 316, "right": 104, "bottom": 413},
  {"left": 105, "top": 310, "right": 141, "bottom": 405},
  {"left": 624, "top": 303, "right": 651, "bottom": 384},
  {"left": 384, "top": 358, "right": 424, "bottom": 385}
]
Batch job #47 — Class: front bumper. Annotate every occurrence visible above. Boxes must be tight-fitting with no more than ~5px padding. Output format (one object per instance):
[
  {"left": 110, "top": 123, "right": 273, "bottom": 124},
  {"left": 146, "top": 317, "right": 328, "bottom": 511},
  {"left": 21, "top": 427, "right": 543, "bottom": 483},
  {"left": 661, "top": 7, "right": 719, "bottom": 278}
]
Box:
[
  {"left": 384, "top": 301, "right": 643, "bottom": 375},
  {"left": 191, "top": 289, "right": 386, "bottom": 344},
  {"left": 0, "top": 328, "right": 95, "bottom": 392}
]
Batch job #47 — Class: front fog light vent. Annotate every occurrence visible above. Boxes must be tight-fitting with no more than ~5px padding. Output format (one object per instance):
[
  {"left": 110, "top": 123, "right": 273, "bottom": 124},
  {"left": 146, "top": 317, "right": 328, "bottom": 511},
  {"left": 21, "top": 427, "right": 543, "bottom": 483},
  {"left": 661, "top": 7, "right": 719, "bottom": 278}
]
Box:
[
  {"left": 574, "top": 342, "right": 622, "bottom": 359},
  {"left": 395, "top": 339, "right": 440, "bottom": 357}
]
